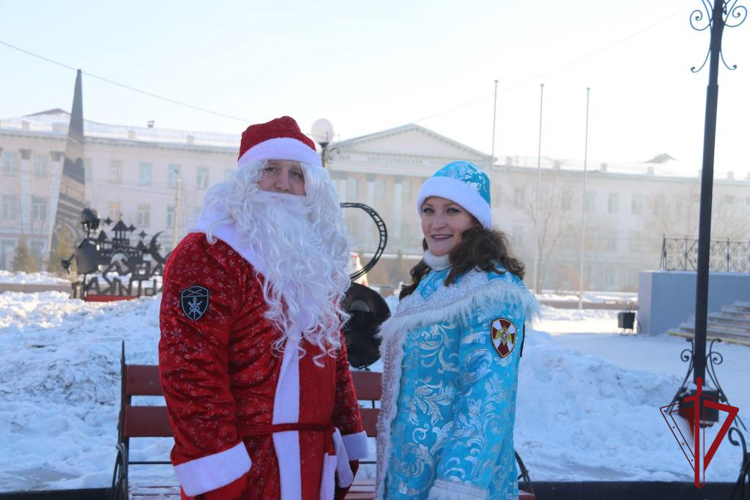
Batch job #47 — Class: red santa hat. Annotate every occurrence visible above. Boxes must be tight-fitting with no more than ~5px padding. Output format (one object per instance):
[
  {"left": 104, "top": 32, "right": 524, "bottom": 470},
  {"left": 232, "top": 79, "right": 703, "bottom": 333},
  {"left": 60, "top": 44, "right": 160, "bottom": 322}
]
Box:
[{"left": 237, "top": 116, "right": 322, "bottom": 168}]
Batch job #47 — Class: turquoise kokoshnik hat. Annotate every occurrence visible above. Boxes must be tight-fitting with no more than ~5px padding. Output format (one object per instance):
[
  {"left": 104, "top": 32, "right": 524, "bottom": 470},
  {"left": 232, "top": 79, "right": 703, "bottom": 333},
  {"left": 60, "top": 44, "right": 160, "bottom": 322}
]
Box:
[{"left": 416, "top": 161, "right": 492, "bottom": 229}]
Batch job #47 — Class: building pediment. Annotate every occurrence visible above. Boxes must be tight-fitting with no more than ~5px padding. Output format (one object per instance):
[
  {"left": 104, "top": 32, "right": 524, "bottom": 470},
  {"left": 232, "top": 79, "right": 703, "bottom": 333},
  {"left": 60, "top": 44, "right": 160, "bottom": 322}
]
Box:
[{"left": 338, "top": 124, "right": 490, "bottom": 162}]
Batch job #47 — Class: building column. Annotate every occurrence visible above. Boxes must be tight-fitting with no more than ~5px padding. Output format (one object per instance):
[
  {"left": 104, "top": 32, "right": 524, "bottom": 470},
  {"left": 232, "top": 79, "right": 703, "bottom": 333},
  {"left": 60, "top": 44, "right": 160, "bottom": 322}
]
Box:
[
  {"left": 393, "top": 176, "right": 403, "bottom": 241},
  {"left": 365, "top": 174, "right": 376, "bottom": 246},
  {"left": 20, "top": 149, "right": 32, "bottom": 236}
]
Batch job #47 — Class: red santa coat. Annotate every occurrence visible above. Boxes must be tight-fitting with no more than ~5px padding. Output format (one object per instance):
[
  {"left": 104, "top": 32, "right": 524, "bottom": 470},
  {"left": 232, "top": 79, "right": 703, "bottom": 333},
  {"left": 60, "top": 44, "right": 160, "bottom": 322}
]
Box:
[{"left": 159, "top": 232, "right": 368, "bottom": 500}]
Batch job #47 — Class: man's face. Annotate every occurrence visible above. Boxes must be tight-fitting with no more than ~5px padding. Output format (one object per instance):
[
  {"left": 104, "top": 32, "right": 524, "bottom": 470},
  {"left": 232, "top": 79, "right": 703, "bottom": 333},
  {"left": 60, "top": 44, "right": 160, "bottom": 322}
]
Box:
[{"left": 257, "top": 160, "right": 306, "bottom": 196}]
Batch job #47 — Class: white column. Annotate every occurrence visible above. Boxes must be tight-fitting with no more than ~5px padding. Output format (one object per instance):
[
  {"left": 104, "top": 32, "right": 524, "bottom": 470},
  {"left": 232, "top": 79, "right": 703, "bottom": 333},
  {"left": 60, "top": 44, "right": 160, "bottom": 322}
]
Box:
[
  {"left": 20, "top": 149, "right": 32, "bottom": 236},
  {"left": 365, "top": 174, "right": 376, "bottom": 246},
  {"left": 393, "top": 176, "right": 403, "bottom": 240}
]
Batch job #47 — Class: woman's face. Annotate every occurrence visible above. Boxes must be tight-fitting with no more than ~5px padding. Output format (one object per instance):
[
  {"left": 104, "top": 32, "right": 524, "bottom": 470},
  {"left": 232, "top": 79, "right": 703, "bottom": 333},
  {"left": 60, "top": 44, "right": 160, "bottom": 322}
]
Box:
[{"left": 420, "top": 196, "right": 476, "bottom": 257}]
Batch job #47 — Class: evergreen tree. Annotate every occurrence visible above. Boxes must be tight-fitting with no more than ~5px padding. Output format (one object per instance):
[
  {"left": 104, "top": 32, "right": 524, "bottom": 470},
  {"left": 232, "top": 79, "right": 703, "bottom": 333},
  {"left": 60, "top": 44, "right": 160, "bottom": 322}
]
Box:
[
  {"left": 12, "top": 237, "right": 38, "bottom": 273},
  {"left": 48, "top": 227, "right": 77, "bottom": 276}
]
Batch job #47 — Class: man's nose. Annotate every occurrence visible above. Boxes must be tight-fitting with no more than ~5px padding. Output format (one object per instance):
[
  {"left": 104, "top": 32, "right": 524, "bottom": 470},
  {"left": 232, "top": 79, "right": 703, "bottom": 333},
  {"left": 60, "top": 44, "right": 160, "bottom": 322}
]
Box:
[{"left": 275, "top": 173, "right": 291, "bottom": 192}]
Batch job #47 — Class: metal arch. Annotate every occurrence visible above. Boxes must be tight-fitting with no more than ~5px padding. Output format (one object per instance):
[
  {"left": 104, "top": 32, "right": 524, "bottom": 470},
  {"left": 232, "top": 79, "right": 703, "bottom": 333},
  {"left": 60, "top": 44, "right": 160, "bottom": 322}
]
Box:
[{"left": 341, "top": 202, "right": 388, "bottom": 282}]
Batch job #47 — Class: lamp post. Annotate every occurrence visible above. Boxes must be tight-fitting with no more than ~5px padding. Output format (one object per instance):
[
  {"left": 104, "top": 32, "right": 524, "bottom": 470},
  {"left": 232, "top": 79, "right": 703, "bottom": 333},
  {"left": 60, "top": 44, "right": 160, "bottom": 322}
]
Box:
[
  {"left": 669, "top": 0, "right": 747, "bottom": 490},
  {"left": 311, "top": 118, "right": 335, "bottom": 168}
]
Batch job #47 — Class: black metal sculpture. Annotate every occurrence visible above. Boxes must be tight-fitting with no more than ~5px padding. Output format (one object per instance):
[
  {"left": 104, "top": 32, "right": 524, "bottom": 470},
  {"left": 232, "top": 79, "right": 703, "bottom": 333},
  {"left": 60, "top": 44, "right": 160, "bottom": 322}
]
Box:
[
  {"left": 340, "top": 202, "right": 390, "bottom": 369},
  {"left": 61, "top": 208, "right": 169, "bottom": 299}
]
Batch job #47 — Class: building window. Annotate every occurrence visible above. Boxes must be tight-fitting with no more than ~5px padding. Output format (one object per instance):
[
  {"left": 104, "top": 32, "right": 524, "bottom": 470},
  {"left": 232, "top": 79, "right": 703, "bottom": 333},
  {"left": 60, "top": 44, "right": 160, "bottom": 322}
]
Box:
[
  {"left": 108, "top": 202, "right": 121, "bottom": 222},
  {"left": 347, "top": 177, "right": 359, "bottom": 200},
  {"left": 375, "top": 178, "right": 386, "bottom": 201},
  {"left": 631, "top": 193, "right": 644, "bottom": 216},
  {"left": 514, "top": 188, "right": 525, "bottom": 208},
  {"left": 167, "top": 205, "right": 175, "bottom": 228},
  {"left": 109, "top": 160, "right": 123, "bottom": 184},
  {"left": 608, "top": 193, "right": 619, "bottom": 214},
  {"left": 1, "top": 239, "right": 16, "bottom": 270},
  {"left": 561, "top": 190, "right": 573, "bottom": 210},
  {"left": 196, "top": 167, "right": 210, "bottom": 190},
  {"left": 402, "top": 180, "right": 412, "bottom": 201},
  {"left": 2, "top": 152, "right": 18, "bottom": 176},
  {"left": 85, "top": 159, "right": 93, "bottom": 182},
  {"left": 136, "top": 204, "right": 150, "bottom": 227},
  {"left": 585, "top": 192, "right": 596, "bottom": 212},
  {"left": 34, "top": 154, "right": 50, "bottom": 178},
  {"left": 32, "top": 197, "right": 47, "bottom": 222},
  {"left": 168, "top": 164, "right": 181, "bottom": 188},
  {"left": 2, "top": 195, "right": 17, "bottom": 219},
  {"left": 605, "top": 236, "right": 617, "bottom": 252},
  {"left": 139, "top": 162, "right": 152, "bottom": 186},
  {"left": 604, "top": 267, "right": 617, "bottom": 288}
]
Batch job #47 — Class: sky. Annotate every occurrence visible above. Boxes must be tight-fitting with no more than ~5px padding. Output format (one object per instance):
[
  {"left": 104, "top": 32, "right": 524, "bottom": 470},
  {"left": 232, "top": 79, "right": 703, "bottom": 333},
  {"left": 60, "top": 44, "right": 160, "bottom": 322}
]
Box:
[{"left": 1, "top": 0, "right": 749, "bottom": 178}]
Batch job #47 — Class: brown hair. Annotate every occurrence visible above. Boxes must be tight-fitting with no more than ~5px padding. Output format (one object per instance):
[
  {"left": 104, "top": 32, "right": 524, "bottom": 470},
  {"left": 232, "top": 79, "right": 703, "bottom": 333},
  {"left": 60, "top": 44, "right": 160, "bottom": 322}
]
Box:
[{"left": 399, "top": 226, "right": 526, "bottom": 300}]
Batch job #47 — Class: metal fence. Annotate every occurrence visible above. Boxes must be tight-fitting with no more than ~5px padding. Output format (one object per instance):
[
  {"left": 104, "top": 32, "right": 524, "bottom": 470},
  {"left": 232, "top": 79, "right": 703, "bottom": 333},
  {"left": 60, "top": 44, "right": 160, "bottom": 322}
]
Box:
[{"left": 660, "top": 236, "right": 750, "bottom": 273}]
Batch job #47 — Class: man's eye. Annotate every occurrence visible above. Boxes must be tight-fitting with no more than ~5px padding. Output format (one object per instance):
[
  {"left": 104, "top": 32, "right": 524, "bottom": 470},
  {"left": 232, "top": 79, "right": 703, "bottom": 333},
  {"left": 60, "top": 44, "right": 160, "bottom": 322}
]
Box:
[{"left": 292, "top": 171, "right": 304, "bottom": 179}]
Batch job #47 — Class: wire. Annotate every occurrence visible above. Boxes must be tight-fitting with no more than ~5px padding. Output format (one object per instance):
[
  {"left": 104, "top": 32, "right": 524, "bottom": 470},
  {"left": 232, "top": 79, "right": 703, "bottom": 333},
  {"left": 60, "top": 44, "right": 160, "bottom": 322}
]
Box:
[
  {"left": 410, "top": 1, "right": 695, "bottom": 125},
  {"left": 0, "top": 40, "right": 250, "bottom": 123}
]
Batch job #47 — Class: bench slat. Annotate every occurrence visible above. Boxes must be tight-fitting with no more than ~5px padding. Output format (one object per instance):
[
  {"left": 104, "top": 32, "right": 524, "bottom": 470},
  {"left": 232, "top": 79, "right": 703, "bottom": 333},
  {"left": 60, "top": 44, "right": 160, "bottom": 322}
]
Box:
[
  {"left": 127, "top": 365, "right": 164, "bottom": 396},
  {"left": 351, "top": 371, "right": 382, "bottom": 400},
  {"left": 125, "top": 406, "right": 173, "bottom": 438},
  {"left": 360, "top": 408, "right": 379, "bottom": 438}
]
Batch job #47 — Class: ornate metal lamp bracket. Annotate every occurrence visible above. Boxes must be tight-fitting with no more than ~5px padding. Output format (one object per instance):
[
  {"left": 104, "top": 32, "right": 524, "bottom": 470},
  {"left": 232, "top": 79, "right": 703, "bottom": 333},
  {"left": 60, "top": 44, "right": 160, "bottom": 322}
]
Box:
[{"left": 690, "top": 0, "right": 747, "bottom": 73}]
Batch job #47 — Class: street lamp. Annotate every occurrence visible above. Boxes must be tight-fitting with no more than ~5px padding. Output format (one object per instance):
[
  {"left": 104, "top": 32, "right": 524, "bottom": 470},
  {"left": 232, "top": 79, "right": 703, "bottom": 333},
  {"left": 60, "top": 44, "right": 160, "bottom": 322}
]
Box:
[{"left": 311, "top": 118, "right": 335, "bottom": 168}]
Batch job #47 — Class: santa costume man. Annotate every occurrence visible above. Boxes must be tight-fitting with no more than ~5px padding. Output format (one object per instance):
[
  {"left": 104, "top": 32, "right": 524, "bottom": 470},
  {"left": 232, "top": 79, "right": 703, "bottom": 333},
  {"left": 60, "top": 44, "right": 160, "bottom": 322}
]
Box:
[{"left": 159, "top": 116, "right": 368, "bottom": 500}]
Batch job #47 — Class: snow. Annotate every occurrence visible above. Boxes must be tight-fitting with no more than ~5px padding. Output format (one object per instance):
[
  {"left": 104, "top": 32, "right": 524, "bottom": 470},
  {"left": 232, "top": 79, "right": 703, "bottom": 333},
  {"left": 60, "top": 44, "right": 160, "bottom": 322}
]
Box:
[
  {"left": 1, "top": 286, "right": 748, "bottom": 492},
  {"left": 0, "top": 271, "right": 69, "bottom": 285}
]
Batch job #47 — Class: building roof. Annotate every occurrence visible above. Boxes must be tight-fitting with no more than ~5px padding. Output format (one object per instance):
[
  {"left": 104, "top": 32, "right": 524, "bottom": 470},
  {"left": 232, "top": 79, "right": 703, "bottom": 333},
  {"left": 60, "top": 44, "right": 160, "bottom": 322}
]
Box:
[{"left": 0, "top": 109, "right": 240, "bottom": 148}]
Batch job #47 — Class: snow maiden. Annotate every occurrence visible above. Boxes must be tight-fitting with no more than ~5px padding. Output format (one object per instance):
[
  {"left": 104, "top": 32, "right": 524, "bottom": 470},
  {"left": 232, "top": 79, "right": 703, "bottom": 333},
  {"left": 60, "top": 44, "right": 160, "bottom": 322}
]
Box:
[{"left": 376, "top": 161, "right": 539, "bottom": 500}]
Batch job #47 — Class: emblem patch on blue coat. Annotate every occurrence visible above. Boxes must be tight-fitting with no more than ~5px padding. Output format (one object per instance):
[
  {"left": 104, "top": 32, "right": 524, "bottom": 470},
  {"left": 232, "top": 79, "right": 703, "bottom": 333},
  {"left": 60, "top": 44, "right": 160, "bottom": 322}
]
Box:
[
  {"left": 490, "top": 318, "right": 517, "bottom": 358},
  {"left": 180, "top": 285, "right": 209, "bottom": 321}
]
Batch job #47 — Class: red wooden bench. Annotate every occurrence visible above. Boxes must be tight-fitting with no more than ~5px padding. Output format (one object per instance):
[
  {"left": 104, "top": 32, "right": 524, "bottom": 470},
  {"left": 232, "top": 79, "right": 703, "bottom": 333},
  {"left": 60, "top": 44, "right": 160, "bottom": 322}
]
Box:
[{"left": 112, "top": 345, "right": 534, "bottom": 499}]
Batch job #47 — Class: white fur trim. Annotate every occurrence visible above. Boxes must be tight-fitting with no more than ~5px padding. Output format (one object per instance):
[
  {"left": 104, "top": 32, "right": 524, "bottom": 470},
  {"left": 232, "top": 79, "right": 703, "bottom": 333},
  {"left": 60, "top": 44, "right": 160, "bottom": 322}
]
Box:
[
  {"left": 341, "top": 430, "right": 369, "bottom": 461},
  {"left": 189, "top": 211, "right": 267, "bottom": 276},
  {"left": 333, "top": 428, "right": 354, "bottom": 487},
  {"left": 238, "top": 137, "right": 322, "bottom": 169},
  {"left": 423, "top": 250, "right": 450, "bottom": 270},
  {"left": 417, "top": 175, "right": 492, "bottom": 229},
  {"left": 428, "top": 479, "right": 489, "bottom": 500},
  {"left": 174, "top": 441, "right": 251, "bottom": 496},
  {"left": 374, "top": 272, "right": 538, "bottom": 499},
  {"left": 273, "top": 338, "right": 301, "bottom": 500},
  {"left": 319, "top": 452, "right": 338, "bottom": 500}
]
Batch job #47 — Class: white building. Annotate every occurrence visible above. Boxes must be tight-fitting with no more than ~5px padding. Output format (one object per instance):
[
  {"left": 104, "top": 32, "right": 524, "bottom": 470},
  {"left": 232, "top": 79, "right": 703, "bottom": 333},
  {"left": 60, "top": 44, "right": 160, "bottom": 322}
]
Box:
[{"left": 2, "top": 109, "right": 749, "bottom": 291}]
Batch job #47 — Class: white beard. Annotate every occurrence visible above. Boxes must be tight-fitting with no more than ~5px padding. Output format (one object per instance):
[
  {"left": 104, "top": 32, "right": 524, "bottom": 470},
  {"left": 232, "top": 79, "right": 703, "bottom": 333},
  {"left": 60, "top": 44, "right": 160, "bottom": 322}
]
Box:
[{"left": 229, "top": 191, "right": 349, "bottom": 355}]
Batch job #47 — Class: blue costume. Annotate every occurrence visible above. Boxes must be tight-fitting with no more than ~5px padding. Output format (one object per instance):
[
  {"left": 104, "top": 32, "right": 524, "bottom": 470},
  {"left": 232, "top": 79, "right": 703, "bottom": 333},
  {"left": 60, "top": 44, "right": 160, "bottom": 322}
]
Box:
[{"left": 375, "top": 161, "right": 539, "bottom": 500}]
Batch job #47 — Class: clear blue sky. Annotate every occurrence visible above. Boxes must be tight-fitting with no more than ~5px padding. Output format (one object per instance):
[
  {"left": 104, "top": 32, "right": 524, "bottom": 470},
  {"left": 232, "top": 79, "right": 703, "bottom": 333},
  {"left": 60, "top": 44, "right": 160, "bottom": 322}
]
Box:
[{"left": 1, "top": 0, "right": 748, "bottom": 176}]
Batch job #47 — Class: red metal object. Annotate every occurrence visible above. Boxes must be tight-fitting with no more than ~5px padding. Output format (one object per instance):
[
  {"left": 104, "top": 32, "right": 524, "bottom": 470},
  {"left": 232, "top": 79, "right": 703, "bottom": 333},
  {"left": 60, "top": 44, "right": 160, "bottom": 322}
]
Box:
[{"left": 84, "top": 294, "right": 137, "bottom": 302}]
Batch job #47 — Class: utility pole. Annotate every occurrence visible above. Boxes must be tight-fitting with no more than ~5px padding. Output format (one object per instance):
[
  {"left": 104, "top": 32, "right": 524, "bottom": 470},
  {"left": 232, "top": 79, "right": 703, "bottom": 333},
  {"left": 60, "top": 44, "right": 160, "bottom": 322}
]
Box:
[
  {"left": 532, "top": 83, "right": 544, "bottom": 293},
  {"left": 579, "top": 87, "right": 591, "bottom": 310},
  {"left": 490, "top": 79, "right": 499, "bottom": 208}
]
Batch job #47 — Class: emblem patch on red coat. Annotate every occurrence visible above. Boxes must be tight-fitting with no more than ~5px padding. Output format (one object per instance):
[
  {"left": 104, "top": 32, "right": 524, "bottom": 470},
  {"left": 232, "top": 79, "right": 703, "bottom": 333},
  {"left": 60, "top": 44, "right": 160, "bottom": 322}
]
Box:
[
  {"left": 180, "top": 286, "right": 209, "bottom": 321},
  {"left": 490, "top": 318, "right": 517, "bottom": 358}
]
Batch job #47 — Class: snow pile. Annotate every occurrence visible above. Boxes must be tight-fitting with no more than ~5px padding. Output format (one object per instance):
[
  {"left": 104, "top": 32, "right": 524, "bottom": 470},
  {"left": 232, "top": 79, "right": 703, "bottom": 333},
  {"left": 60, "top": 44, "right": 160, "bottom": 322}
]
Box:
[
  {"left": 0, "top": 291, "right": 746, "bottom": 492},
  {"left": 0, "top": 271, "right": 69, "bottom": 285}
]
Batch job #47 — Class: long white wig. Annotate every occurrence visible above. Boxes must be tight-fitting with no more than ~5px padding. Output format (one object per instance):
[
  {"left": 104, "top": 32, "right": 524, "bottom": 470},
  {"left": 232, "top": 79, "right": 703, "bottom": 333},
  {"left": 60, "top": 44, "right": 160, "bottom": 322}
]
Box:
[{"left": 200, "top": 160, "right": 351, "bottom": 361}]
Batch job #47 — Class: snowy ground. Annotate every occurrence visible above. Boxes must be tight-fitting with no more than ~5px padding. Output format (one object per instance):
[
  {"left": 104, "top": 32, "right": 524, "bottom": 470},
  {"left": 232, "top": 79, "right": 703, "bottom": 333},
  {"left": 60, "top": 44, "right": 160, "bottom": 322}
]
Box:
[
  {"left": 0, "top": 287, "right": 748, "bottom": 492},
  {"left": 0, "top": 271, "right": 69, "bottom": 285}
]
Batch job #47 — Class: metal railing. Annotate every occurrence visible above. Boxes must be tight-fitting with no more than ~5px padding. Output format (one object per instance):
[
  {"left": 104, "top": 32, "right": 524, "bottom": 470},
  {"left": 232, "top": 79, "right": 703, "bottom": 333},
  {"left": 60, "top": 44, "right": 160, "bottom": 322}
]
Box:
[{"left": 660, "top": 235, "right": 750, "bottom": 273}]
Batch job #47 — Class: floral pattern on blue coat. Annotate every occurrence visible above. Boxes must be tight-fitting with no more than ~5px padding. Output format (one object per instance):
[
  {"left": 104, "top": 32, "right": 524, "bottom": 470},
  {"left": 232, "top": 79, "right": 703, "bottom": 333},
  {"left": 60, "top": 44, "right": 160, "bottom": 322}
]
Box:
[{"left": 375, "top": 265, "right": 538, "bottom": 500}]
